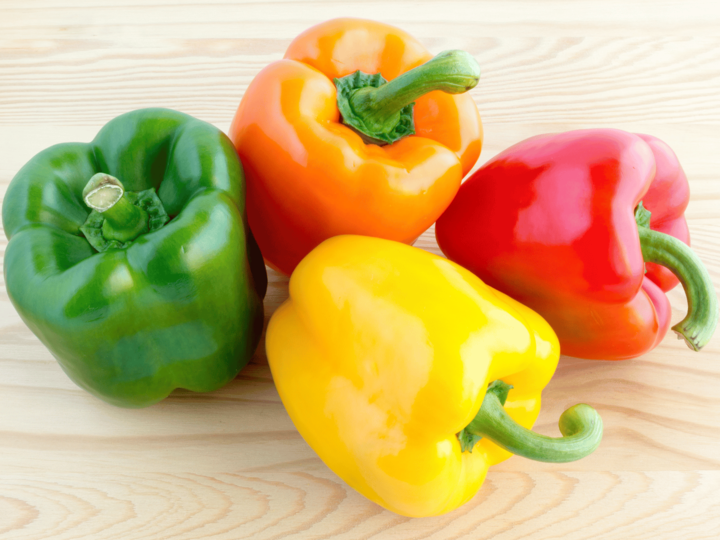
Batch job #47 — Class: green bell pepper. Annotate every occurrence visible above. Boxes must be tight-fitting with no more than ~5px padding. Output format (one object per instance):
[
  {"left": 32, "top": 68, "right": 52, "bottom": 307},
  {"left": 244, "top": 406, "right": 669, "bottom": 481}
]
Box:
[{"left": 2, "top": 108, "right": 267, "bottom": 408}]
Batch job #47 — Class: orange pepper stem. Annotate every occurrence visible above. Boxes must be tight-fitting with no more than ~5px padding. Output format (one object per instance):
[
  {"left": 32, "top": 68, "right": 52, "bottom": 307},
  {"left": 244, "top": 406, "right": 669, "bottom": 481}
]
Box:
[
  {"left": 459, "top": 380, "right": 603, "bottom": 462},
  {"left": 336, "top": 50, "right": 480, "bottom": 145},
  {"left": 635, "top": 202, "right": 719, "bottom": 351},
  {"left": 83, "top": 173, "right": 148, "bottom": 243}
]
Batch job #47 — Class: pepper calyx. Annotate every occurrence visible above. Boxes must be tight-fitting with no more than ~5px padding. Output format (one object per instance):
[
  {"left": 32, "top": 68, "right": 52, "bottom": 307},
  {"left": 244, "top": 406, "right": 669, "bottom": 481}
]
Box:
[
  {"left": 80, "top": 173, "right": 169, "bottom": 252},
  {"left": 634, "top": 200, "right": 652, "bottom": 229},
  {"left": 335, "top": 50, "right": 480, "bottom": 146},
  {"left": 335, "top": 71, "right": 415, "bottom": 145}
]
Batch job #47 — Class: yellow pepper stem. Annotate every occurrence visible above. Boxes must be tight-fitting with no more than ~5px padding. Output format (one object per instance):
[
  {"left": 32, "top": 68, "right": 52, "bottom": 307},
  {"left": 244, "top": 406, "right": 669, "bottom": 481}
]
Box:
[{"left": 461, "top": 380, "right": 603, "bottom": 463}]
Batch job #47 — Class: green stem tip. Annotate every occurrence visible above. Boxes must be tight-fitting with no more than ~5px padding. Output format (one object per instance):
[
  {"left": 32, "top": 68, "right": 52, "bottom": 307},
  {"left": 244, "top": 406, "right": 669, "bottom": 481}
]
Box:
[
  {"left": 459, "top": 380, "right": 603, "bottom": 463},
  {"left": 635, "top": 202, "right": 719, "bottom": 351},
  {"left": 83, "top": 173, "right": 148, "bottom": 243},
  {"left": 335, "top": 50, "right": 480, "bottom": 145}
]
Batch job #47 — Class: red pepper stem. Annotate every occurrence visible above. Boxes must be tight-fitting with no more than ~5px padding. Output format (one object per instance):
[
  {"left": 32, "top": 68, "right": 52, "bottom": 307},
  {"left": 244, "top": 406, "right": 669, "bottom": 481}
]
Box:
[
  {"left": 83, "top": 173, "right": 148, "bottom": 243},
  {"left": 638, "top": 226, "right": 718, "bottom": 351},
  {"left": 463, "top": 381, "right": 603, "bottom": 462}
]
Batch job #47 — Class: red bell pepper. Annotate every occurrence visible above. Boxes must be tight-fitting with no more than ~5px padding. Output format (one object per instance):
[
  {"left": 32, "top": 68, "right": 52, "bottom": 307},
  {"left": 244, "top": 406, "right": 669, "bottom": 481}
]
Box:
[{"left": 436, "top": 129, "right": 717, "bottom": 360}]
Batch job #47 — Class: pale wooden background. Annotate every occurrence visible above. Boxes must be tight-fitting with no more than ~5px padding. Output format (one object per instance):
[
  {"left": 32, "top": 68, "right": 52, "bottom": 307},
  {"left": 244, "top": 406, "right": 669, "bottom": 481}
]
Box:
[{"left": 2, "top": 1, "right": 720, "bottom": 538}]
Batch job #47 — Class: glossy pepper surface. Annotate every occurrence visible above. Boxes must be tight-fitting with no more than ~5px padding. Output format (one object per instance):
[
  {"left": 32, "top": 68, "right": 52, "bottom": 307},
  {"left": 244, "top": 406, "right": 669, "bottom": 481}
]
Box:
[
  {"left": 3, "top": 108, "right": 267, "bottom": 407},
  {"left": 266, "top": 236, "right": 602, "bottom": 516},
  {"left": 228, "top": 18, "right": 483, "bottom": 275},
  {"left": 436, "top": 130, "right": 718, "bottom": 360}
]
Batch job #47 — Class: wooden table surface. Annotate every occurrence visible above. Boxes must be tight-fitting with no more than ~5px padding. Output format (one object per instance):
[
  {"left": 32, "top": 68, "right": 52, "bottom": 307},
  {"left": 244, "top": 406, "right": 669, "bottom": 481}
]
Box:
[{"left": 2, "top": 1, "right": 720, "bottom": 538}]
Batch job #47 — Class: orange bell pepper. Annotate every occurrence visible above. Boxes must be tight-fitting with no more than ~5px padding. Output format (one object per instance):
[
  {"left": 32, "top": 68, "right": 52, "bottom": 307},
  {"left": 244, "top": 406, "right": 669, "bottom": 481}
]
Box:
[{"left": 228, "top": 18, "right": 483, "bottom": 275}]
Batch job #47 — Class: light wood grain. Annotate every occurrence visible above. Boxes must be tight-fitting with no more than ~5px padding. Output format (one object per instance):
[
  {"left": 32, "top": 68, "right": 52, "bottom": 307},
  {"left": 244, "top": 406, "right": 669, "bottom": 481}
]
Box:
[
  {"left": 2, "top": 471, "right": 720, "bottom": 539},
  {"left": 2, "top": 1, "right": 720, "bottom": 538}
]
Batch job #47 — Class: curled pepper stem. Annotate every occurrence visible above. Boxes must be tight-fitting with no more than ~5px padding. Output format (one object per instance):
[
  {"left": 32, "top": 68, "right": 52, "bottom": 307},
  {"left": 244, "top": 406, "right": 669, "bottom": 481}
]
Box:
[
  {"left": 83, "top": 173, "right": 148, "bottom": 243},
  {"left": 463, "top": 381, "right": 603, "bottom": 463},
  {"left": 638, "top": 225, "right": 719, "bottom": 351},
  {"left": 336, "top": 50, "right": 480, "bottom": 145}
]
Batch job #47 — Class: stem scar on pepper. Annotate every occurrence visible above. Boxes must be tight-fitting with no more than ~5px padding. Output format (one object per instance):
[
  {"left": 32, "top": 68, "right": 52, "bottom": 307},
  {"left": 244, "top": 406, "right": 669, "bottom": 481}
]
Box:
[
  {"left": 335, "top": 50, "right": 481, "bottom": 145},
  {"left": 83, "top": 175, "right": 124, "bottom": 212},
  {"left": 635, "top": 201, "right": 719, "bottom": 351},
  {"left": 459, "top": 380, "right": 603, "bottom": 463}
]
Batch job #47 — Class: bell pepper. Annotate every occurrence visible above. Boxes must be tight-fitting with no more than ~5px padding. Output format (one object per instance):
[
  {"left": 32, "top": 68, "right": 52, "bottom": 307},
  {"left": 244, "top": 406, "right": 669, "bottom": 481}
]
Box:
[
  {"left": 436, "top": 129, "right": 718, "bottom": 360},
  {"left": 2, "top": 108, "right": 267, "bottom": 407},
  {"left": 266, "top": 235, "right": 603, "bottom": 517},
  {"left": 228, "top": 18, "right": 483, "bottom": 275}
]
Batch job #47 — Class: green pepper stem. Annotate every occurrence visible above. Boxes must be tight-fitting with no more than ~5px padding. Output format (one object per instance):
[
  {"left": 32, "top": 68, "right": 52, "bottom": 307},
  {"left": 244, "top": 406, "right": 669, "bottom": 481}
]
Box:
[
  {"left": 464, "top": 382, "right": 603, "bottom": 463},
  {"left": 83, "top": 173, "right": 148, "bottom": 243},
  {"left": 638, "top": 226, "right": 718, "bottom": 351}
]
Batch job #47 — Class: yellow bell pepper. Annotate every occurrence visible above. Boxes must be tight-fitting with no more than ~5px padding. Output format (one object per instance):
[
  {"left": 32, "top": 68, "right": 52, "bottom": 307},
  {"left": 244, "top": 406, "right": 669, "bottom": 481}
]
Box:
[{"left": 266, "top": 236, "right": 603, "bottom": 517}]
